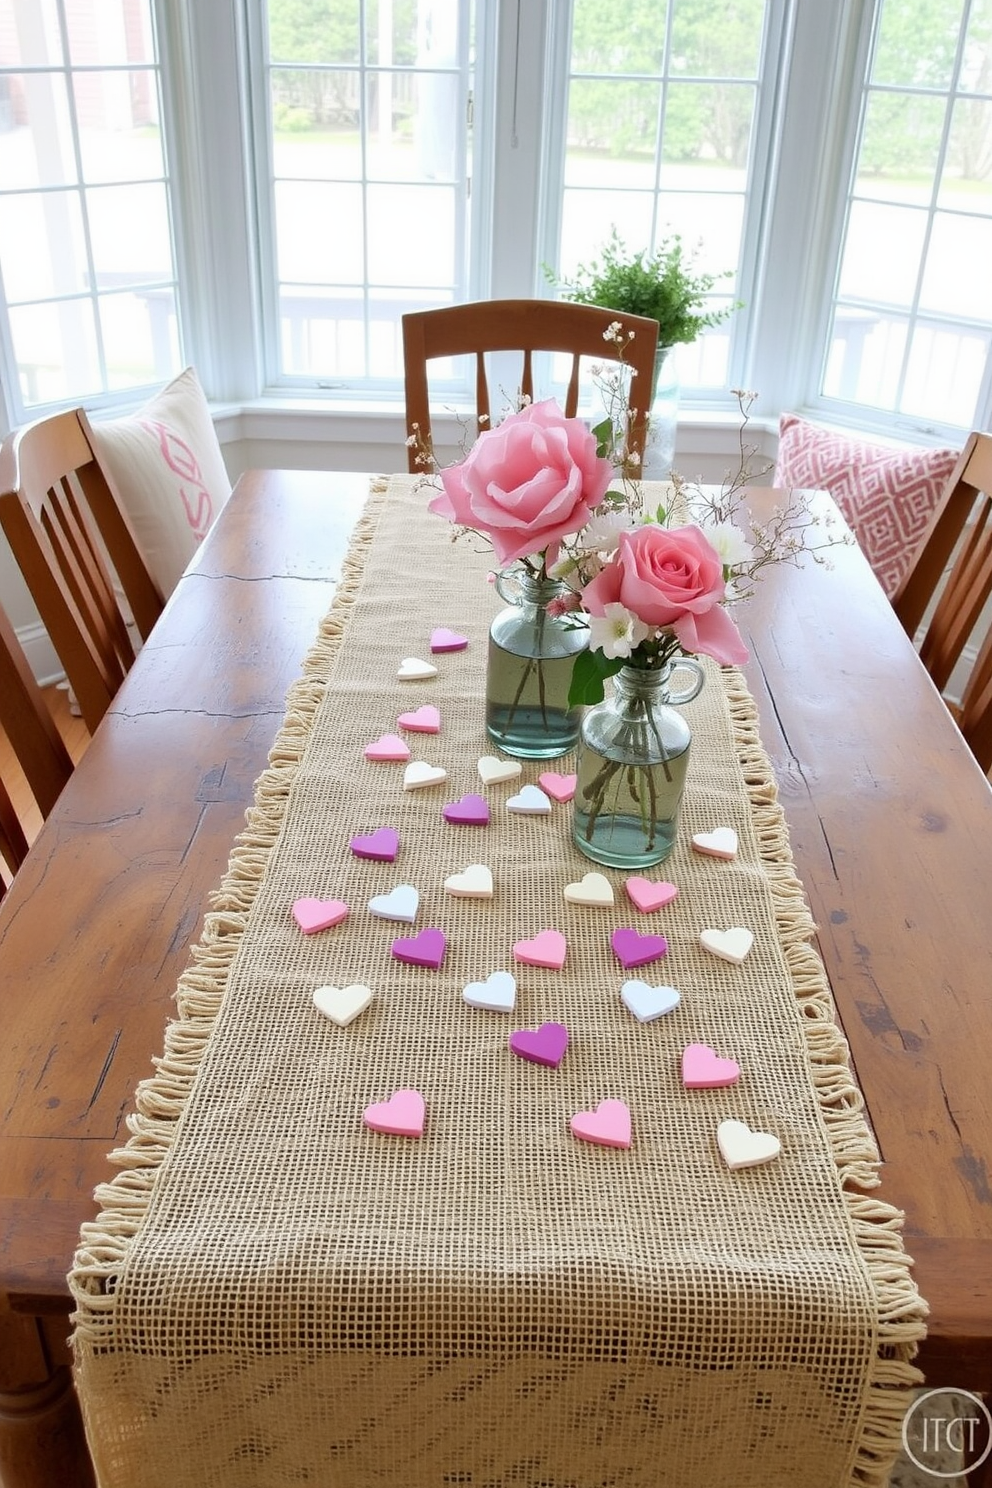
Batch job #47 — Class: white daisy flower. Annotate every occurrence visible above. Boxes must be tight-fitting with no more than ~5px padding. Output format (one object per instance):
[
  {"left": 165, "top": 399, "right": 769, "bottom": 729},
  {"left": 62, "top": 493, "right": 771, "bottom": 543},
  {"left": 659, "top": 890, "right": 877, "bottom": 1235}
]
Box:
[{"left": 589, "top": 603, "right": 651, "bottom": 660}]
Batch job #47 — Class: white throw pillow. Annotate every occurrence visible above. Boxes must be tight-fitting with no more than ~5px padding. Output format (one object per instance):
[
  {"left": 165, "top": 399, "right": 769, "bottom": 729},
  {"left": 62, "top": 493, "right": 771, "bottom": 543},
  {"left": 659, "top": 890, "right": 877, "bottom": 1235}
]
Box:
[{"left": 89, "top": 367, "right": 232, "bottom": 596}]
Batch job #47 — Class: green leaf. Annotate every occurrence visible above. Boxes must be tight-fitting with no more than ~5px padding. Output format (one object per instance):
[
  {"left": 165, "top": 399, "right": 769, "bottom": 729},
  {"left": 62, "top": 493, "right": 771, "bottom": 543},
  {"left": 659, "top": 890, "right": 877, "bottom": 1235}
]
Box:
[
  {"left": 591, "top": 415, "right": 613, "bottom": 457},
  {"left": 568, "top": 648, "right": 625, "bottom": 708}
]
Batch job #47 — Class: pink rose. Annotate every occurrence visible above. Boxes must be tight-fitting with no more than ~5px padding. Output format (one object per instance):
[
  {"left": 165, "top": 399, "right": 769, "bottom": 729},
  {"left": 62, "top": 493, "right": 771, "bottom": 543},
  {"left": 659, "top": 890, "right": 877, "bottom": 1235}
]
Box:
[
  {"left": 427, "top": 399, "right": 613, "bottom": 566},
  {"left": 582, "top": 524, "right": 749, "bottom": 665}
]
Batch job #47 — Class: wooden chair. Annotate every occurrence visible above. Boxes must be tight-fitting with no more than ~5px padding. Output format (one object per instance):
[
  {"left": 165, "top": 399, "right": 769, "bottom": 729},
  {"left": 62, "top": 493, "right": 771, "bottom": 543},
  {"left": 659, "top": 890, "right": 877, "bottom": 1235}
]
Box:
[
  {"left": 402, "top": 299, "right": 660, "bottom": 472},
  {"left": 891, "top": 430, "right": 992, "bottom": 771},
  {"left": 0, "top": 409, "right": 164, "bottom": 733},
  {"left": 0, "top": 600, "right": 75, "bottom": 892}
]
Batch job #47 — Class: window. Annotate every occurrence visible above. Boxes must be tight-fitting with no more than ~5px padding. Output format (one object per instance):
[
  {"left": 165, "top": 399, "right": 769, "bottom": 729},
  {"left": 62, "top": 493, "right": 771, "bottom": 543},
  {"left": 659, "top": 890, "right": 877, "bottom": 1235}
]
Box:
[
  {"left": 821, "top": 0, "right": 992, "bottom": 429},
  {"left": 0, "top": 0, "right": 181, "bottom": 415}
]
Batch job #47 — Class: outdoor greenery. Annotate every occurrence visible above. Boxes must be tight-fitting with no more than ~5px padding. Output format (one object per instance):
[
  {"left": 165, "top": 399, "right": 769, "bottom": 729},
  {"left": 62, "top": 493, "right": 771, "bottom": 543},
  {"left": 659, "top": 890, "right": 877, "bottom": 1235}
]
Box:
[{"left": 556, "top": 228, "right": 735, "bottom": 352}]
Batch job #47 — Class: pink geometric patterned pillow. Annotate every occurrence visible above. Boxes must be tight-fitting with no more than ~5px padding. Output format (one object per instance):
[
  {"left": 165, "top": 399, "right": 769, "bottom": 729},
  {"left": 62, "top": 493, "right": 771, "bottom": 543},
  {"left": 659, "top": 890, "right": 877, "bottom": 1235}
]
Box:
[{"left": 773, "top": 413, "right": 960, "bottom": 597}]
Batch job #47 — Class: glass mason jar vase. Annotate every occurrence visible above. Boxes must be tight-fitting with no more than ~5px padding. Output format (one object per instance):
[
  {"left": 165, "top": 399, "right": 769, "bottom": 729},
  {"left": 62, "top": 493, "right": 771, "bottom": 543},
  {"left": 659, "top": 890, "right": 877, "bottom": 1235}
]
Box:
[
  {"left": 485, "top": 568, "right": 588, "bottom": 759},
  {"left": 572, "top": 658, "right": 704, "bottom": 868}
]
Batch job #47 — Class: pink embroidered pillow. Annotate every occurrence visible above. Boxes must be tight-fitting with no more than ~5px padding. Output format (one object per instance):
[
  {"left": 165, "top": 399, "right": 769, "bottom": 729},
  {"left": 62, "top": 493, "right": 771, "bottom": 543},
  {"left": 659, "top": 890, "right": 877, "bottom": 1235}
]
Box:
[
  {"left": 88, "top": 367, "right": 232, "bottom": 596},
  {"left": 774, "top": 413, "right": 960, "bottom": 597}
]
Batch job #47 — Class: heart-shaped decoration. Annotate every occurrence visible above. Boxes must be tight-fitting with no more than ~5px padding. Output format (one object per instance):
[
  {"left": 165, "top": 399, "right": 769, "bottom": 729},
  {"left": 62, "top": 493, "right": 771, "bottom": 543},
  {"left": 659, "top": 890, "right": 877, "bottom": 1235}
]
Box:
[
  {"left": 292, "top": 897, "right": 349, "bottom": 934},
  {"left": 625, "top": 876, "right": 678, "bottom": 913},
  {"left": 716, "top": 1119, "right": 781, "bottom": 1170},
  {"left": 397, "top": 656, "right": 438, "bottom": 680},
  {"left": 620, "top": 980, "right": 681, "bottom": 1023},
  {"left": 513, "top": 929, "right": 567, "bottom": 969},
  {"left": 538, "top": 771, "right": 576, "bottom": 803},
  {"left": 368, "top": 884, "right": 419, "bottom": 923},
  {"left": 611, "top": 927, "right": 669, "bottom": 969},
  {"left": 477, "top": 755, "right": 522, "bottom": 785},
  {"left": 443, "top": 864, "right": 494, "bottom": 898},
  {"left": 692, "top": 827, "right": 739, "bottom": 860},
  {"left": 442, "top": 793, "right": 490, "bottom": 826},
  {"left": 682, "top": 1043, "right": 741, "bottom": 1089},
  {"left": 312, "top": 983, "right": 372, "bottom": 1027},
  {"left": 506, "top": 784, "right": 552, "bottom": 815},
  {"left": 397, "top": 705, "right": 441, "bottom": 734},
  {"left": 430, "top": 627, "right": 468, "bottom": 653},
  {"left": 570, "top": 1099, "right": 631, "bottom": 1149},
  {"left": 403, "top": 760, "right": 447, "bottom": 791},
  {"left": 364, "top": 733, "right": 411, "bottom": 762},
  {"left": 563, "top": 871, "right": 614, "bottom": 907},
  {"left": 700, "top": 926, "right": 754, "bottom": 965},
  {"left": 509, "top": 1021, "right": 569, "bottom": 1067},
  {"left": 392, "top": 928, "right": 447, "bottom": 968},
  {"left": 462, "top": 971, "right": 516, "bottom": 1012},
  {"left": 350, "top": 827, "right": 400, "bottom": 862},
  {"left": 363, "top": 1088, "right": 426, "bottom": 1137}
]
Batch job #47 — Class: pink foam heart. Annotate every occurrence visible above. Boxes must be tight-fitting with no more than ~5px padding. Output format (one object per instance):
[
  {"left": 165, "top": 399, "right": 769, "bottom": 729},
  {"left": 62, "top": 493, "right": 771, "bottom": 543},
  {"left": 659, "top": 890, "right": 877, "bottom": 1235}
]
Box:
[
  {"left": 391, "top": 928, "right": 447, "bottom": 968},
  {"left": 625, "top": 876, "right": 678, "bottom": 913},
  {"left": 430, "top": 627, "right": 469, "bottom": 653},
  {"left": 570, "top": 1099, "right": 631, "bottom": 1149},
  {"left": 364, "top": 732, "right": 411, "bottom": 762},
  {"left": 681, "top": 1043, "right": 741, "bottom": 1090},
  {"left": 513, "top": 930, "right": 567, "bottom": 970},
  {"left": 363, "top": 1088, "right": 426, "bottom": 1137},
  {"left": 611, "top": 927, "right": 669, "bottom": 969},
  {"left": 350, "top": 827, "right": 400, "bottom": 862},
  {"left": 537, "top": 771, "right": 577, "bottom": 803},
  {"left": 508, "top": 1022, "right": 569, "bottom": 1067},
  {"left": 292, "top": 897, "right": 349, "bottom": 934},
  {"left": 397, "top": 705, "right": 441, "bottom": 734},
  {"left": 442, "top": 793, "right": 490, "bottom": 826}
]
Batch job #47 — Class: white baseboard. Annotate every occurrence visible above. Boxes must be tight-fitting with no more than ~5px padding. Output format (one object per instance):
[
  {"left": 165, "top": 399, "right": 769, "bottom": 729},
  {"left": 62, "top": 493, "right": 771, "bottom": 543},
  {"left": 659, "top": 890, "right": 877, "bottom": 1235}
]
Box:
[{"left": 16, "top": 620, "right": 64, "bottom": 687}]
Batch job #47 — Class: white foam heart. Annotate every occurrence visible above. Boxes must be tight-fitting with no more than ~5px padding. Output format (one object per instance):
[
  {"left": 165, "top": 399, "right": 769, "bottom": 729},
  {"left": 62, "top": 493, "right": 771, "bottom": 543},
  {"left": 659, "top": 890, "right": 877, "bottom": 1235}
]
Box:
[
  {"left": 477, "top": 755, "right": 522, "bottom": 785},
  {"left": 313, "top": 984, "right": 373, "bottom": 1028},
  {"left": 699, "top": 926, "right": 754, "bottom": 964},
  {"left": 403, "top": 760, "right": 447, "bottom": 790},
  {"left": 563, "top": 871, "right": 615, "bottom": 907},
  {"left": 692, "top": 827, "right": 738, "bottom": 860},
  {"left": 462, "top": 971, "right": 516, "bottom": 1012},
  {"left": 620, "top": 980, "right": 681, "bottom": 1022},
  {"left": 367, "top": 884, "right": 419, "bottom": 923},
  {"left": 506, "top": 784, "right": 552, "bottom": 815},
  {"left": 443, "top": 864, "right": 494, "bottom": 898},
  {"left": 397, "top": 656, "right": 438, "bottom": 680},
  {"left": 717, "top": 1119, "right": 781, "bottom": 1171}
]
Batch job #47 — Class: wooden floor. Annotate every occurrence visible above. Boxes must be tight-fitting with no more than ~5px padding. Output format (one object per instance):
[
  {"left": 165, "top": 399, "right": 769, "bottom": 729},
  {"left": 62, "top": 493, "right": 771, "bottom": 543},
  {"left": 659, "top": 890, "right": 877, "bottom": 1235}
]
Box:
[{"left": 0, "top": 683, "right": 90, "bottom": 889}]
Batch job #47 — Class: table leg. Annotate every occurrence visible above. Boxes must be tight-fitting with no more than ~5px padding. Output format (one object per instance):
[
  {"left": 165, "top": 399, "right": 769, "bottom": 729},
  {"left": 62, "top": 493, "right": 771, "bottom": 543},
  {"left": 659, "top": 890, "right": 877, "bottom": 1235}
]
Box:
[{"left": 0, "top": 1313, "right": 94, "bottom": 1488}]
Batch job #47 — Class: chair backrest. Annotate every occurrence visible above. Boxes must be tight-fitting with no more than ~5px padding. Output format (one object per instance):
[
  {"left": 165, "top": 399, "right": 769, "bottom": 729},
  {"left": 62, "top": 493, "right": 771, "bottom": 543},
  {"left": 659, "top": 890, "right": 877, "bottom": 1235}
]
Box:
[
  {"left": 891, "top": 430, "right": 992, "bottom": 771},
  {"left": 402, "top": 299, "right": 660, "bottom": 473},
  {"left": 0, "top": 408, "right": 164, "bottom": 732},
  {"left": 0, "top": 600, "right": 74, "bottom": 885}
]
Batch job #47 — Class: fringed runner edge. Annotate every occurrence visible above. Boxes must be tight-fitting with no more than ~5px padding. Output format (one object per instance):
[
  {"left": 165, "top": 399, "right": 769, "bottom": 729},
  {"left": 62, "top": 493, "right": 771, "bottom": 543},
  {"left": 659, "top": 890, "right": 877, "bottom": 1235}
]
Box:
[
  {"left": 68, "top": 476, "right": 391, "bottom": 1343},
  {"left": 68, "top": 478, "right": 929, "bottom": 1488},
  {"left": 722, "top": 668, "right": 929, "bottom": 1488}
]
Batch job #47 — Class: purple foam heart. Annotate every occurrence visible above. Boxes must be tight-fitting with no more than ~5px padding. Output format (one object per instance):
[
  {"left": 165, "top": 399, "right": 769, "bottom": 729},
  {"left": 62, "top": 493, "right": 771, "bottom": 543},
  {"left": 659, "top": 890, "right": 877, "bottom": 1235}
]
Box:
[
  {"left": 442, "top": 793, "right": 490, "bottom": 826},
  {"left": 350, "top": 827, "right": 400, "bottom": 862},
  {"left": 508, "top": 1022, "right": 569, "bottom": 1068},
  {"left": 391, "top": 928, "right": 447, "bottom": 968},
  {"left": 430, "top": 627, "right": 469, "bottom": 653},
  {"left": 611, "top": 927, "right": 669, "bottom": 969}
]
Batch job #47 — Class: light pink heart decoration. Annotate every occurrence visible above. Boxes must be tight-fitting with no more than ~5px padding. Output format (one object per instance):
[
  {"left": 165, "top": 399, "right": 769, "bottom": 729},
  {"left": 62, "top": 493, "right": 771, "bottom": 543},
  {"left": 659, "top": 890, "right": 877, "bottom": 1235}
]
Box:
[
  {"left": 538, "top": 771, "right": 577, "bottom": 803},
  {"left": 292, "top": 897, "right": 349, "bottom": 934},
  {"left": 681, "top": 1043, "right": 741, "bottom": 1089},
  {"left": 363, "top": 1088, "right": 426, "bottom": 1137},
  {"left": 513, "top": 929, "right": 567, "bottom": 970},
  {"left": 625, "top": 876, "right": 678, "bottom": 913},
  {"left": 430, "top": 627, "right": 469, "bottom": 653},
  {"left": 570, "top": 1099, "right": 631, "bottom": 1149},
  {"left": 397, "top": 705, "right": 441, "bottom": 734},
  {"left": 364, "top": 733, "right": 411, "bottom": 762}
]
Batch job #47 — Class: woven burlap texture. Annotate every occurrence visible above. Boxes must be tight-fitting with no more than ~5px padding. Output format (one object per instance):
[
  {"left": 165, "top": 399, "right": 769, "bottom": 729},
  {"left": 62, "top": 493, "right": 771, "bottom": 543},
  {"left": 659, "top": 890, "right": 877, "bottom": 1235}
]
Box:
[{"left": 70, "top": 475, "right": 927, "bottom": 1488}]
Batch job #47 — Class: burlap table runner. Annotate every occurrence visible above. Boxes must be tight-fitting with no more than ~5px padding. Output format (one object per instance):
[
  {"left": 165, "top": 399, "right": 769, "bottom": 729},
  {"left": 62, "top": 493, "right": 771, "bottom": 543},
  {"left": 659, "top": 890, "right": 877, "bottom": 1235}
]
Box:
[{"left": 70, "top": 474, "right": 927, "bottom": 1488}]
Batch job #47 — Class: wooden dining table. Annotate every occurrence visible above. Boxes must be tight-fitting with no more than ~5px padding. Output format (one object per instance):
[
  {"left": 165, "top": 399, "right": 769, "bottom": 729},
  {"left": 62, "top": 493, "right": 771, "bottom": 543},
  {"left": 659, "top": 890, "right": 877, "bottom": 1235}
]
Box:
[{"left": 0, "top": 467, "right": 990, "bottom": 1488}]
